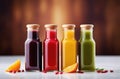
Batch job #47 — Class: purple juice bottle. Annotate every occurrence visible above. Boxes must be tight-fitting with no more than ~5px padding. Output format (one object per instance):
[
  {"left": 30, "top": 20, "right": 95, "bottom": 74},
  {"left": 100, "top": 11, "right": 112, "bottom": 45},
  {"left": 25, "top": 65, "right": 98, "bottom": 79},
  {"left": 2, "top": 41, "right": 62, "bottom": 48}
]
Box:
[{"left": 25, "top": 24, "right": 42, "bottom": 71}]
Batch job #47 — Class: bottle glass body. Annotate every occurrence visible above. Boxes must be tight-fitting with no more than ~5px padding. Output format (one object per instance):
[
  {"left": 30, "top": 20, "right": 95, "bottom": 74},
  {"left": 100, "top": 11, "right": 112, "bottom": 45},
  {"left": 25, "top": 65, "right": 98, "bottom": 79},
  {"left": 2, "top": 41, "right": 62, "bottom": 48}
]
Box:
[
  {"left": 43, "top": 27, "right": 59, "bottom": 71},
  {"left": 25, "top": 25, "right": 42, "bottom": 71},
  {"left": 80, "top": 24, "right": 95, "bottom": 71},
  {"left": 61, "top": 25, "right": 77, "bottom": 70}
]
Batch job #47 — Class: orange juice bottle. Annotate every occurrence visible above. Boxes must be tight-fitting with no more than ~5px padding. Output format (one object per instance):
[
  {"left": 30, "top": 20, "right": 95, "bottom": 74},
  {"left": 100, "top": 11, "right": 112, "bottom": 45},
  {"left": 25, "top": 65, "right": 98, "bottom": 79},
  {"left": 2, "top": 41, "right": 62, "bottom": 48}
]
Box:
[{"left": 61, "top": 24, "right": 77, "bottom": 70}]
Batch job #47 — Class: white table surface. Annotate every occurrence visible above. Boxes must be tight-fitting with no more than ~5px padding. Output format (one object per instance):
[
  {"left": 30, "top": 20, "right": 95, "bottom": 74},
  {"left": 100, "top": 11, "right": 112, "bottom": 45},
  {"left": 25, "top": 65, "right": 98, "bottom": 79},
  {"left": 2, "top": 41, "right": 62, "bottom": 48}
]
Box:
[{"left": 0, "top": 56, "right": 120, "bottom": 79}]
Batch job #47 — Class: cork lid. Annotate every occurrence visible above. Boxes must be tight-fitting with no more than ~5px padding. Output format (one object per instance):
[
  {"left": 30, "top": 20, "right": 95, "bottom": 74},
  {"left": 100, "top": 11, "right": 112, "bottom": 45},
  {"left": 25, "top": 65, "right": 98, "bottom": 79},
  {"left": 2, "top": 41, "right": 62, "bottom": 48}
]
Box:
[
  {"left": 62, "top": 24, "right": 75, "bottom": 29},
  {"left": 44, "top": 24, "right": 57, "bottom": 29},
  {"left": 80, "top": 24, "right": 94, "bottom": 30},
  {"left": 26, "top": 24, "right": 40, "bottom": 30}
]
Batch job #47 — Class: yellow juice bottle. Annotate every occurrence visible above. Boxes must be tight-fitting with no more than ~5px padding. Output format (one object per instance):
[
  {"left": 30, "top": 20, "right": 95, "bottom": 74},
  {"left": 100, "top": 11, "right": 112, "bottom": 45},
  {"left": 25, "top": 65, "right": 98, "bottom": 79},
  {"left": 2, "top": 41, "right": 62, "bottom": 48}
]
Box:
[{"left": 61, "top": 24, "right": 77, "bottom": 70}]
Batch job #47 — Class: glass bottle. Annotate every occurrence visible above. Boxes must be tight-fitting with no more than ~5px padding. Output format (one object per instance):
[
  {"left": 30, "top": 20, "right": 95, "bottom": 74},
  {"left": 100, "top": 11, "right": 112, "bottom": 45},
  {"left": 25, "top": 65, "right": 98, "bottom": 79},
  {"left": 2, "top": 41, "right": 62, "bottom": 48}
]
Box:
[
  {"left": 25, "top": 24, "right": 42, "bottom": 71},
  {"left": 43, "top": 24, "right": 59, "bottom": 71},
  {"left": 80, "top": 24, "right": 96, "bottom": 71},
  {"left": 61, "top": 24, "right": 77, "bottom": 70}
]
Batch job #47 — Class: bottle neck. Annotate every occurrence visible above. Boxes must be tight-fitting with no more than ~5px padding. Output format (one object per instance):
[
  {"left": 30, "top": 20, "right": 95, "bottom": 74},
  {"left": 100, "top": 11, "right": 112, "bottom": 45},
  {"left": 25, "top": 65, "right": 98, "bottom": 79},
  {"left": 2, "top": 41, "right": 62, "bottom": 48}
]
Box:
[
  {"left": 64, "top": 30, "right": 75, "bottom": 40},
  {"left": 27, "top": 30, "right": 39, "bottom": 39},
  {"left": 46, "top": 30, "right": 57, "bottom": 39},
  {"left": 82, "top": 30, "right": 93, "bottom": 40}
]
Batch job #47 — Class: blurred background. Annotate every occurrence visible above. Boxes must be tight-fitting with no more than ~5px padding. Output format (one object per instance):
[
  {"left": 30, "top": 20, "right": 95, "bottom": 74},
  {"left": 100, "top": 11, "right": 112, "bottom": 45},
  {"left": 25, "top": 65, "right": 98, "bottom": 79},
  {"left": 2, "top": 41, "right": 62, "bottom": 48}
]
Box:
[{"left": 0, "top": 0, "right": 120, "bottom": 55}]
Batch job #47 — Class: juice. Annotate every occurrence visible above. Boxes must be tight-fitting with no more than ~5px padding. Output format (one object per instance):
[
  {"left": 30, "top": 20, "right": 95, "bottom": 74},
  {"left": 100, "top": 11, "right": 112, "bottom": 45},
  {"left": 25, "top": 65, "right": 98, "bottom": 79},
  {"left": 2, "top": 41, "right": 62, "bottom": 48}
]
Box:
[
  {"left": 61, "top": 24, "right": 77, "bottom": 70},
  {"left": 80, "top": 24, "right": 95, "bottom": 71},
  {"left": 25, "top": 24, "right": 42, "bottom": 71},
  {"left": 43, "top": 24, "right": 59, "bottom": 71}
]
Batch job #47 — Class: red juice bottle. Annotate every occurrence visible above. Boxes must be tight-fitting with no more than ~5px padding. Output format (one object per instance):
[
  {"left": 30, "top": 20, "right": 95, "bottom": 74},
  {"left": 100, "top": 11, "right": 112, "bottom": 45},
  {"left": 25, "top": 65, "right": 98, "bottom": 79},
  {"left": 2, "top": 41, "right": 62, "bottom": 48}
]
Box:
[
  {"left": 25, "top": 24, "right": 42, "bottom": 71},
  {"left": 43, "top": 24, "right": 59, "bottom": 71}
]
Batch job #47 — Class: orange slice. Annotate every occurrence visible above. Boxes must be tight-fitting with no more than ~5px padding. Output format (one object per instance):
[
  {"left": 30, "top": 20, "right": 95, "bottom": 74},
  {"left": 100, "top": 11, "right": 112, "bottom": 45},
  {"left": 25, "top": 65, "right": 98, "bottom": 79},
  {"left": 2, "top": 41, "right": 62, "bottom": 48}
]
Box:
[
  {"left": 6, "top": 59, "right": 21, "bottom": 72},
  {"left": 63, "top": 63, "right": 78, "bottom": 73}
]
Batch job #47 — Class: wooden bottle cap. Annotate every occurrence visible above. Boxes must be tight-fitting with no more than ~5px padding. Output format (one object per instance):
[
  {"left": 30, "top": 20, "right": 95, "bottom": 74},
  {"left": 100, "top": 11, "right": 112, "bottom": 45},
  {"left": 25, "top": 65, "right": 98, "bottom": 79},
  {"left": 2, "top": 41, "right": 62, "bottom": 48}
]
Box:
[
  {"left": 80, "top": 24, "right": 94, "bottom": 30},
  {"left": 26, "top": 24, "right": 40, "bottom": 30},
  {"left": 44, "top": 24, "right": 57, "bottom": 29},
  {"left": 62, "top": 24, "right": 75, "bottom": 29}
]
